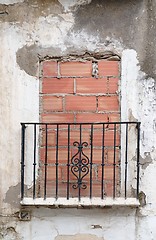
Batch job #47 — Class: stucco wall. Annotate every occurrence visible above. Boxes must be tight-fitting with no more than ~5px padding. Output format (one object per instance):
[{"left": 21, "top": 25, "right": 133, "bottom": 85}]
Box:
[{"left": 0, "top": 0, "right": 156, "bottom": 239}]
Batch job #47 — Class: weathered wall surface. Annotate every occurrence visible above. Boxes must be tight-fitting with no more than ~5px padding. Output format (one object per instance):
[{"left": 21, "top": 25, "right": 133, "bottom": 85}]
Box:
[{"left": 0, "top": 0, "right": 156, "bottom": 239}]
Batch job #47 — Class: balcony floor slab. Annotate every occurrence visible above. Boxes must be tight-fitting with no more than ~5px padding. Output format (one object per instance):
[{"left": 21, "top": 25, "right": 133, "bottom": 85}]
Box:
[{"left": 21, "top": 197, "right": 140, "bottom": 208}]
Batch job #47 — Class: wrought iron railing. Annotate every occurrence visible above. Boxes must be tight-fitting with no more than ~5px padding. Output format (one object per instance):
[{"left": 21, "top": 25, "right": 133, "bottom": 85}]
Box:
[{"left": 21, "top": 122, "right": 140, "bottom": 201}]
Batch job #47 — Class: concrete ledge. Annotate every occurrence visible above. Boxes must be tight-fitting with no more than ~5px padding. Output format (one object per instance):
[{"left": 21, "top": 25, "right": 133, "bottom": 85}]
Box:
[{"left": 21, "top": 197, "right": 140, "bottom": 207}]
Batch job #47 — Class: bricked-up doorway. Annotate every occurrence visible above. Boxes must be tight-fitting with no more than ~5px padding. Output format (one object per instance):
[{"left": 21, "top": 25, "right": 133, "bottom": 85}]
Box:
[{"left": 40, "top": 57, "right": 120, "bottom": 198}]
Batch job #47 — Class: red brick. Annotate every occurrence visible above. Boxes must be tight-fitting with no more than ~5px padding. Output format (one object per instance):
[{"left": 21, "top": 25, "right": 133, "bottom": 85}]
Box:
[
  {"left": 61, "top": 166, "right": 75, "bottom": 181},
  {"left": 93, "top": 149, "right": 106, "bottom": 164},
  {"left": 42, "top": 96, "right": 63, "bottom": 111},
  {"left": 67, "top": 182, "right": 91, "bottom": 198},
  {"left": 41, "top": 166, "right": 61, "bottom": 181},
  {"left": 60, "top": 61, "right": 92, "bottom": 77},
  {"left": 62, "top": 166, "right": 75, "bottom": 182},
  {"left": 42, "top": 130, "right": 56, "bottom": 146},
  {"left": 57, "top": 183, "right": 80, "bottom": 198},
  {"left": 76, "top": 78, "right": 107, "bottom": 94},
  {"left": 43, "top": 181, "right": 102, "bottom": 198},
  {"left": 92, "top": 149, "right": 119, "bottom": 165},
  {"left": 104, "top": 183, "right": 114, "bottom": 197},
  {"left": 65, "top": 96, "right": 96, "bottom": 111},
  {"left": 91, "top": 181, "right": 119, "bottom": 197},
  {"left": 108, "top": 113, "right": 120, "bottom": 122},
  {"left": 58, "top": 130, "right": 90, "bottom": 146},
  {"left": 97, "top": 166, "right": 119, "bottom": 181},
  {"left": 98, "top": 61, "right": 119, "bottom": 77},
  {"left": 92, "top": 183, "right": 102, "bottom": 197},
  {"left": 37, "top": 181, "right": 51, "bottom": 198},
  {"left": 40, "top": 148, "right": 69, "bottom": 164},
  {"left": 42, "top": 61, "right": 58, "bottom": 77},
  {"left": 40, "top": 143, "right": 120, "bottom": 165},
  {"left": 40, "top": 182, "right": 70, "bottom": 198},
  {"left": 41, "top": 113, "right": 74, "bottom": 123},
  {"left": 42, "top": 127, "right": 120, "bottom": 148},
  {"left": 76, "top": 113, "right": 109, "bottom": 123},
  {"left": 107, "top": 78, "right": 119, "bottom": 93},
  {"left": 98, "top": 96, "right": 119, "bottom": 112},
  {"left": 76, "top": 113, "right": 120, "bottom": 123},
  {"left": 40, "top": 59, "right": 121, "bottom": 198},
  {"left": 70, "top": 148, "right": 109, "bottom": 165},
  {"left": 58, "top": 183, "right": 72, "bottom": 198},
  {"left": 83, "top": 148, "right": 120, "bottom": 165},
  {"left": 106, "top": 149, "right": 120, "bottom": 164},
  {"left": 88, "top": 148, "right": 106, "bottom": 164},
  {"left": 61, "top": 165, "right": 95, "bottom": 182},
  {"left": 42, "top": 78, "right": 74, "bottom": 94},
  {"left": 92, "top": 148, "right": 120, "bottom": 165},
  {"left": 93, "top": 130, "right": 120, "bottom": 146},
  {"left": 70, "top": 148, "right": 90, "bottom": 162},
  {"left": 39, "top": 182, "right": 61, "bottom": 198},
  {"left": 42, "top": 129, "right": 90, "bottom": 147},
  {"left": 77, "top": 148, "right": 99, "bottom": 164}
]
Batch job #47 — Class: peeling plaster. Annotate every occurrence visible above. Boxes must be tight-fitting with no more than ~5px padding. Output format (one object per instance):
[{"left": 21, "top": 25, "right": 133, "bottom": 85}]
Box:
[
  {"left": 138, "top": 191, "right": 146, "bottom": 207},
  {"left": 16, "top": 44, "right": 41, "bottom": 76},
  {"left": 4, "top": 183, "right": 20, "bottom": 208},
  {"left": 16, "top": 45, "right": 120, "bottom": 76},
  {"left": 128, "top": 109, "right": 138, "bottom": 122},
  {"left": 0, "top": 0, "right": 63, "bottom": 24},
  {"left": 139, "top": 152, "right": 153, "bottom": 169},
  {"left": 58, "top": 0, "right": 92, "bottom": 12},
  {"left": 73, "top": 0, "right": 156, "bottom": 79}
]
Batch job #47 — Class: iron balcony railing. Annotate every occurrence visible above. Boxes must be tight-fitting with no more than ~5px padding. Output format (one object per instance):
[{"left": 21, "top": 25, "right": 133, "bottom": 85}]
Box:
[{"left": 21, "top": 122, "right": 140, "bottom": 202}]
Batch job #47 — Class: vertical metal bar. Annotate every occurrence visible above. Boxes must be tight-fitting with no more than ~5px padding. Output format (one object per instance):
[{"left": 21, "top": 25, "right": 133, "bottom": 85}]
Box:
[
  {"left": 56, "top": 124, "right": 59, "bottom": 199},
  {"left": 113, "top": 124, "right": 116, "bottom": 198},
  {"left": 44, "top": 124, "right": 48, "bottom": 199},
  {"left": 101, "top": 124, "right": 105, "bottom": 199},
  {"left": 80, "top": 124, "right": 82, "bottom": 144},
  {"left": 136, "top": 122, "right": 140, "bottom": 198},
  {"left": 78, "top": 124, "right": 82, "bottom": 201},
  {"left": 33, "top": 124, "right": 37, "bottom": 199},
  {"left": 67, "top": 124, "right": 70, "bottom": 200},
  {"left": 124, "top": 123, "right": 128, "bottom": 199},
  {"left": 21, "top": 124, "right": 26, "bottom": 200},
  {"left": 90, "top": 124, "right": 93, "bottom": 199}
]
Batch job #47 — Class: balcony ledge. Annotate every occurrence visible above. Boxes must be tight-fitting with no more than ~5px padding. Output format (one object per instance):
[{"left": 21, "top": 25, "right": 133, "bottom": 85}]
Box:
[{"left": 21, "top": 197, "right": 140, "bottom": 208}]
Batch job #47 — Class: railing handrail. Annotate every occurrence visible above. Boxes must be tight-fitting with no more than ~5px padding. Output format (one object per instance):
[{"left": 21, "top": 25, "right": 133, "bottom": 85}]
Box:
[{"left": 21, "top": 121, "right": 141, "bottom": 125}]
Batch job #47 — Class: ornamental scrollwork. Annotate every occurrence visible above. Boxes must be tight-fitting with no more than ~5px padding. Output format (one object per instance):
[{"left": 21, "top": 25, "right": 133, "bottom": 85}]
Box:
[{"left": 71, "top": 141, "right": 89, "bottom": 190}]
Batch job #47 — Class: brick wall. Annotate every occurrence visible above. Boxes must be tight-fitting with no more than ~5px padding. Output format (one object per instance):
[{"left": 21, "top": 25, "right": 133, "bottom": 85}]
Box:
[
  {"left": 40, "top": 59, "right": 120, "bottom": 198},
  {"left": 41, "top": 60, "right": 120, "bottom": 123}
]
